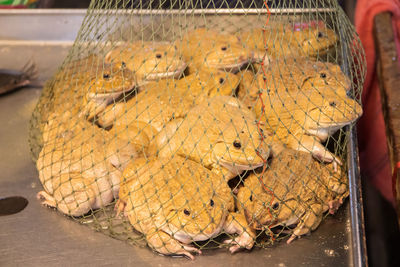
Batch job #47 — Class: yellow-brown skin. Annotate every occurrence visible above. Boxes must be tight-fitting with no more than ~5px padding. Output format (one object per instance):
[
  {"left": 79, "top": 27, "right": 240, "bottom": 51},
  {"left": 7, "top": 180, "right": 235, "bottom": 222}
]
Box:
[
  {"left": 81, "top": 64, "right": 136, "bottom": 119},
  {"left": 97, "top": 69, "right": 240, "bottom": 129},
  {"left": 118, "top": 156, "right": 255, "bottom": 259},
  {"left": 241, "top": 59, "right": 351, "bottom": 110},
  {"left": 237, "top": 20, "right": 338, "bottom": 61},
  {"left": 237, "top": 69, "right": 265, "bottom": 110},
  {"left": 36, "top": 111, "right": 144, "bottom": 216},
  {"left": 105, "top": 41, "right": 187, "bottom": 85},
  {"left": 49, "top": 56, "right": 136, "bottom": 120},
  {"left": 156, "top": 96, "right": 271, "bottom": 181},
  {"left": 47, "top": 55, "right": 107, "bottom": 120},
  {"left": 175, "top": 28, "right": 253, "bottom": 74},
  {"left": 247, "top": 59, "right": 362, "bottom": 165},
  {"left": 237, "top": 147, "right": 348, "bottom": 243}
]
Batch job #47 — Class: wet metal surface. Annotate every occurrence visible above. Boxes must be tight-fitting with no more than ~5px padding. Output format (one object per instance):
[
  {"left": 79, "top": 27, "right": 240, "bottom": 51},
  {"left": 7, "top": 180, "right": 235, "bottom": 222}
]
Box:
[{"left": 0, "top": 9, "right": 356, "bottom": 266}]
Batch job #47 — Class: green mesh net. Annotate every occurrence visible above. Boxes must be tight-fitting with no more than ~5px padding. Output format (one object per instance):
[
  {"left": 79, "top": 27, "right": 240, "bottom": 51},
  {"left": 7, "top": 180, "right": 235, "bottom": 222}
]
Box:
[{"left": 28, "top": 0, "right": 365, "bottom": 259}]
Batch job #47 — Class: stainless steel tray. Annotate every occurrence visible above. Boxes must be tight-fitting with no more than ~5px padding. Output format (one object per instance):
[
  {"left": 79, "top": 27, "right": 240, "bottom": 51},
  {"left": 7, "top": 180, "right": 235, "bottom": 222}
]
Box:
[{"left": 0, "top": 9, "right": 366, "bottom": 267}]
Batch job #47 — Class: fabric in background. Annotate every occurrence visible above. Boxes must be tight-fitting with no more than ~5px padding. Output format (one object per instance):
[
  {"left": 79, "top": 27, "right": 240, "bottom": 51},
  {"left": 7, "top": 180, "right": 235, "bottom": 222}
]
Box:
[{"left": 355, "top": 0, "right": 400, "bottom": 205}]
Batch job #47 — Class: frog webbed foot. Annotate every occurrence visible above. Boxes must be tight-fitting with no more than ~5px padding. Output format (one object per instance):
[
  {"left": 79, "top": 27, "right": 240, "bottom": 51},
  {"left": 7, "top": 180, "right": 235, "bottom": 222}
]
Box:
[
  {"left": 223, "top": 212, "right": 255, "bottom": 253},
  {"left": 146, "top": 231, "right": 201, "bottom": 260},
  {"left": 287, "top": 203, "right": 323, "bottom": 244},
  {"left": 114, "top": 199, "right": 126, "bottom": 217},
  {"left": 37, "top": 191, "right": 56, "bottom": 208},
  {"left": 327, "top": 198, "right": 342, "bottom": 215}
]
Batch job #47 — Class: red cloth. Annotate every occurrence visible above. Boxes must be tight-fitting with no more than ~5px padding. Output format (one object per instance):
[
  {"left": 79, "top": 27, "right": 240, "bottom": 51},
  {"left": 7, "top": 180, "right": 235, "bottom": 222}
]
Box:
[{"left": 355, "top": 0, "right": 400, "bottom": 205}]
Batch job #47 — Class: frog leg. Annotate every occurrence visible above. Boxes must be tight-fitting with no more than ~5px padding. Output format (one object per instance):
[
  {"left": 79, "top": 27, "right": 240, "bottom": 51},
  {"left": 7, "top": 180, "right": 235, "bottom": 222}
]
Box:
[
  {"left": 211, "top": 165, "right": 237, "bottom": 182},
  {"left": 327, "top": 198, "right": 343, "bottom": 215},
  {"left": 155, "top": 119, "right": 184, "bottom": 158},
  {"left": 327, "top": 190, "right": 348, "bottom": 215},
  {"left": 37, "top": 191, "right": 56, "bottom": 208},
  {"left": 325, "top": 176, "right": 348, "bottom": 196},
  {"left": 97, "top": 102, "right": 125, "bottom": 128},
  {"left": 114, "top": 199, "right": 126, "bottom": 217},
  {"left": 287, "top": 134, "right": 341, "bottom": 171},
  {"left": 286, "top": 203, "right": 323, "bottom": 244},
  {"left": 81, "top": 99, "right": 108, "bottom": 120},
  {"left": 146, "top": 231, "right": 201, "bottom": 260},
  {"left": 223, "top": 212, "right": 255, "bottom": 253}
]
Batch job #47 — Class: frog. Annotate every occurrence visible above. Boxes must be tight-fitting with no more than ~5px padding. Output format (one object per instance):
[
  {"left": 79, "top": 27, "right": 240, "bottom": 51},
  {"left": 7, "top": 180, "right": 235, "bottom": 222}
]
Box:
[
  {"left": 107, "top": 82, "right": 195, "bottom": 132},
  {"left": 244, "top": 58, "right": 362, "bottom": 166},
  {"left": 237, "top": 20, "right": 338, "bottom": 61},
  {"left": 174, "top": 70, "right": 240, "bottom": 102},
  {"left": 36, "top": 111, "right": 145, "bottom": 216},
  {"left": 258, "top": 90, "right": 361, "bottom": 167},
  {"left": 45, "top": 55, "right": 106, "bottom": 121},
  {"left": 36, "top": 139, "right": 122, "bottom": 216},
  {"left": 105, "top": 41, "right": 187, "bottom": 86},
  {"left": 156, "top": 96, "right": 271, "bottom": 181},
  {"left": 236, "top": 147, "right": 348, "bottom": 243},
  {"left": 80, "top": 64, "right": 136, "bottom": 120},
  {"left": 238, "top": 58, "right": 351, "bottom": 113},
  {"left": 106, "top": 121, "right": 158, "bottom": 169},
  {"left": 175, "top": 28, "right": 253, "bottom": 74},
  {"left": 117, "top": 156, "right": 255, "bottom": 259},
  {"left": 48, "top": 59, "right": 137, "bottom": 121},
  {"left": 96, "top": 69, "right": 240, "bottom": 129}
]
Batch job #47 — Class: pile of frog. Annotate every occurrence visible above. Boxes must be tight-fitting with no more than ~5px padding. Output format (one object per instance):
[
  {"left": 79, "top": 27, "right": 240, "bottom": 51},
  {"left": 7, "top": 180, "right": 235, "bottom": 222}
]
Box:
[{"left": 34, "top": 20, "right": 363, "bottom": 259}]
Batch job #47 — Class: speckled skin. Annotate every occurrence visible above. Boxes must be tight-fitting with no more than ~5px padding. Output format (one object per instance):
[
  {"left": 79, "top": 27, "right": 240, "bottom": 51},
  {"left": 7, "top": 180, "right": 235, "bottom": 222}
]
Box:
[
  {"left": 118, "top": 156, "right": 255, "bottom": 259},
  {"left": 237, "top": 147, "right": 348, "bottom": 243}
]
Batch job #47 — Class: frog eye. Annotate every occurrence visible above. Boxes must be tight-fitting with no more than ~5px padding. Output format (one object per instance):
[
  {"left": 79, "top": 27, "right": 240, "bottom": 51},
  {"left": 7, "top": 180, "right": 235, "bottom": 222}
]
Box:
[
  {"left": 329, "top": 101, "right": 337, "bottom": 107},
  {"left": 103, "top": 73, "right": 110, "bottom": 79},
  {"left": 320, "top": 73, "right": 327, "bottom": 78},
  {"left": 219, "top": 78, "right": 225, "bottom": 84},
  {"left": 317, "top": 32, "right": 324, "bottom": 38},
  {"left": 210, "top": 199, "right": 214, "bottom": 207},
  {"left": 221, "top": 46, "right": 227, "bottom": 51},
  {"left": 272, "top": 202, "right": 279, "bottom": 210},
  {"left": 156, "top": 53, "right": 162, "bottom": 59},
  {"left": 183, "top": 209, "right": 190, "bottom": 216},
  {"left": 233, "top": 141, "right": 241, "bottom": 149}
]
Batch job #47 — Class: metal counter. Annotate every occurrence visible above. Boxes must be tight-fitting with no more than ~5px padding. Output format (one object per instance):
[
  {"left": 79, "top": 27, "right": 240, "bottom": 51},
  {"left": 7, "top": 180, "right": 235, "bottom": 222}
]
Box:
[{"left": 0, "top": 9, "right": 365, "bottom": 266}]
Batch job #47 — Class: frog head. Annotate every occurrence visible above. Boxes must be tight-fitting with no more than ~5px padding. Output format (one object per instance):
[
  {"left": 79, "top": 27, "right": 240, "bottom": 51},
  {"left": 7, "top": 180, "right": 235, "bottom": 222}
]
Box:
[
  {"left": 132, "top": 43, "right": 187, "bottom": 81},
  {"left": 177, "top": 70, "right": 240, "bottom": 101},
  {"left": 82, "top": 65, "right": 135, "bottom": 119},
  {"left": 199, "top": 70, "right": 240, "bottom": 98},
  {"left": 300, "top": 61, "right": 351, "bottom": 96},
  {"left": 51, "top": 173, "right": 96, "bottom": 217},
  {"left": 86, "top": 65, "right": 135, "bottom": 101},
  {"left": 105, "top": 42, "right": 187, "bottom": 83},
  {"left": 289, "top": 20, "right": 338, "bottom": 58},
  {"left": 237, "top": 174, "right": 300, "bottom": 229},
  {"left": 193, "top": 96, "right": 271, "bottom": 173},
  {"left": 303, "top": 94, "right": 363, "bottom": 141},
  {"left": 201, "top": 41, "right": 252, "bottom": 73},
  {"left": 212, "top": 122, "right": 270, "bottom": 174},
  {"left": 164, "top": 194, "right": 229, "bottom": 243}
]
